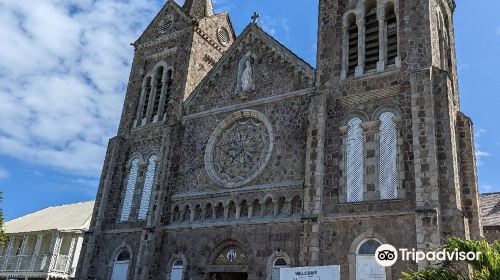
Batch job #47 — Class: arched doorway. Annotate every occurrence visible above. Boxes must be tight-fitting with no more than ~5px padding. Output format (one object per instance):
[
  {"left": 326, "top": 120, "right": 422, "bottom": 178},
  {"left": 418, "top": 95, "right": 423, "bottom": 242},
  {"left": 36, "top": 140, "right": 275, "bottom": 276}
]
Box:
[
  {"left": 111, "top": 249, "right": 130, "bottom": 280},
  {"left": 356, "top": 239, "right": 385, "bottom": 280},
  {"left": 209, "top": 245, "right": 248, "bottom": 280}
]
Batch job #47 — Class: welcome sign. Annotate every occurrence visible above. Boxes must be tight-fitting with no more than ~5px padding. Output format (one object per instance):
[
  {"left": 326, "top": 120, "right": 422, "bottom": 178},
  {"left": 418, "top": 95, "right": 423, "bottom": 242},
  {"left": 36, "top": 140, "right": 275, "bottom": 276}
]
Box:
[{"left": 280, "top": 265, "right": 341, "bottom": 280}]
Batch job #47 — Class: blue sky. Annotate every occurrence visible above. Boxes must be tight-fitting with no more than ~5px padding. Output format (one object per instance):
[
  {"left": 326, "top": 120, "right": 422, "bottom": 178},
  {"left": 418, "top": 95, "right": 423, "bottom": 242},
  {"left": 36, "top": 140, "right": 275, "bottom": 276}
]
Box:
[{"left": 0, "top": 0, "right": 498, "bottom": 220}]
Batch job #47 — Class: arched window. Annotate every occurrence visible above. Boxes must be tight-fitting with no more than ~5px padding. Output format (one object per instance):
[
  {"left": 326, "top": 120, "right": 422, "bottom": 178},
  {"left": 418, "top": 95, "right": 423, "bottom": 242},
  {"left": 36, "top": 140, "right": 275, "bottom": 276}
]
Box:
[
  {"left": 170, "top": 259, "right": 184, "bottom": 280},
  {"left": 141, "top": 77, "right": 152, "bottom": 121},
  {"left": 162, "top": 69, "right": 173, "bottom": 120},
  {"left": 291, "top": 196, "right": 302, "bottom": 216},
  {"left": 437, "top": 12, "right": 450, "bottom": 71},
  {"left": 385, "top": 2, "right": 398, "bottom": 65},
  {"left": 194, "top": 204, "right": 202, "bottom": 222},
  {"left": 111, "top": 249, "right": 130, "bottom": 280},
  {"left": 239, "top": 200, "right": 248, "bottom": 219},
  {"left": 277, "top": 197, "right": 286, "bottom": 216},
  {"left": 181, "top": 205, "right": 191, "bottom": 223},
  {"left": 272, "top": 257, "right": 289, "bottom": 280},
  {"left": 215, "top": 203, "right": 224, "bottom": 220},
  {"left": 120, "top": 158, "right": 140, "bottom": 222},
  {"left": 172, "top": 206, "right": 180, "bottom": 224},
  {"left": 252, "top": 199, "right": 261, "bottom": 218},
  {"left": 346, "top": 118, "right": 364, "bottom": 203},
  {"left": 205, "top": 203, "right": 213, "bottom": 221},
  {"left": 364, "top": 2, "right": 379, "bottom": 71},
  {"left": 138, "top": 155, "right": 158, "bottom": 220},
  {"left": 150, "top": 67, "right": 164, "bottom": 122},
  {"left": 347, "top": 14, "right": 359, "bottom": 77},
  {"left": 356, "top": 239, "right": 385, "bottom": 280},
  {"left": 379, "top": 112, "right": 398, "bottom": 200},
  {"left": 264, "top": 198, "right": 274, "bottom": 217},
  {"left": 228, "top": 201, "right": 236, "bottom": 220}
]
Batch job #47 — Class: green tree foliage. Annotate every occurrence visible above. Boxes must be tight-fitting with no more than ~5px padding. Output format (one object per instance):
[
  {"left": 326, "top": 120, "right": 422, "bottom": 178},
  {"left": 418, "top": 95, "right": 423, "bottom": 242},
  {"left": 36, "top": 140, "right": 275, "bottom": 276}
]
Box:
[{"left": 403, "top": 237, "right": 500, "bottom": 280}]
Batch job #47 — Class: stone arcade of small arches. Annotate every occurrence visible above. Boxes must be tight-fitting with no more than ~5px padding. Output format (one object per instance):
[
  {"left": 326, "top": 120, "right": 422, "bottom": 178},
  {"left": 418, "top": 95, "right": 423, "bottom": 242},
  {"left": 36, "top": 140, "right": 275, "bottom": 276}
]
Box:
[{"left": 170, "top": 195, "right": 302, "bottom": 225}]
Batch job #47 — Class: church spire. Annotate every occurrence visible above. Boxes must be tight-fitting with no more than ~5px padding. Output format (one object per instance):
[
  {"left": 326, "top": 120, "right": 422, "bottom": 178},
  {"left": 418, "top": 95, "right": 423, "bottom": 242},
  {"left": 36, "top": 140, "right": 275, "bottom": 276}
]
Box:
[{"left": 182, "top": 0, "right": 214, "bottom": 19}]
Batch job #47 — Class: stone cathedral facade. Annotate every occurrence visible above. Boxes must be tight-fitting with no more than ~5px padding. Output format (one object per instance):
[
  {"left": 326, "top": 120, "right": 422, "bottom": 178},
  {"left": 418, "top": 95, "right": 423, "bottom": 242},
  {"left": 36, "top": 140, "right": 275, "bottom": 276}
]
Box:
[{"left": 76, "top": 0, "right": 483, "bottom": 279}]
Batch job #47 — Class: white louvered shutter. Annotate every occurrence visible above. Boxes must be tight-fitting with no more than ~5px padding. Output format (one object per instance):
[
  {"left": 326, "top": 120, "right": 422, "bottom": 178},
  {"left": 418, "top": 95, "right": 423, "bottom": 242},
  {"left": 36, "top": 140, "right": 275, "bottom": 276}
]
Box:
[
  {"left": 120, "top": 159, "right": 139, "bottom": 222},
  {"left": 346, "top": 118, "right": 364, "bottom": 202},
  {"left": 138, "top": 155, "right": 157, "bottom": 220},
  {"left": 379, "top": 112, "right": 397, "bottom": 200}
]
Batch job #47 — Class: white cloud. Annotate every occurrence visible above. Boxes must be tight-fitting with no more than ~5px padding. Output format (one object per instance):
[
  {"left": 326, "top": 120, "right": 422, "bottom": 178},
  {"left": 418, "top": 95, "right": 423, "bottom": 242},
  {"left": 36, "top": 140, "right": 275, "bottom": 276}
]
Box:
[
  {"left": 476, "top": 149, "right": 490, "bottom": 166},
  {"left": 259, "top": 16, "right": 290, "bottom": 43},
  {"left": 0, "top": 167, "right": 9, "bottom": 180},
  {"left": 0, "top": 0, "right": 165, "bottom": 177}
]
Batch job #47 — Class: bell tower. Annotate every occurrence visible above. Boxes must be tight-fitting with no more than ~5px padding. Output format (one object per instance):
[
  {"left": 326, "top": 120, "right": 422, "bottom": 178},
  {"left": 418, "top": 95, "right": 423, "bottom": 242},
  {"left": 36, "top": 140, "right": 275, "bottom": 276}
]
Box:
[
  {"left": 76, "top": 0, "right": 235, "bottom": 279},
  {"left": 315, "top": 0, "right": 482, "bottom": 274},
  {"left": 183, "top": 0, "right": 215, "bottom": 19}
]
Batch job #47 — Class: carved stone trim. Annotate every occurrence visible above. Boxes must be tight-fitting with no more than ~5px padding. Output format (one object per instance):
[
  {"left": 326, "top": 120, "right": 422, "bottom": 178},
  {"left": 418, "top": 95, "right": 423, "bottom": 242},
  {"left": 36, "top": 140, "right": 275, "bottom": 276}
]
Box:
[
  {"left": 339, "top": 86, "right": 399, "bottom": 106},
  {"left": 204, "top": 110, "right": 274, "bottom": 188}
]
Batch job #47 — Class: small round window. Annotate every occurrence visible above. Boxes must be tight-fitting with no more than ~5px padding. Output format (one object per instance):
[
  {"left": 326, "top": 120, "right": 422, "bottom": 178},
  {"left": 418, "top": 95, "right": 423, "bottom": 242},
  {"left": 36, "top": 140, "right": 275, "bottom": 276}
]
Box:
[{"left": 217, "top": 27, "right": 229, "bottom": 46}]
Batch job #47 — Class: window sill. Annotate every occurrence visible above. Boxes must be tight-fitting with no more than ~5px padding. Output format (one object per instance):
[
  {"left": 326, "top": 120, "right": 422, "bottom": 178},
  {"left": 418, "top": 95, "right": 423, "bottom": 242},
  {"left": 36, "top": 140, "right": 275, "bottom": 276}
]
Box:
[
  {"left": 131, "top": 119, "right": 166, "bottom": 131},
  {"left": 341, "top": 66, "right": 400, "bottom": 82},
  {"left": 337, "top": 199, "right": 404, "bottom": 205}
]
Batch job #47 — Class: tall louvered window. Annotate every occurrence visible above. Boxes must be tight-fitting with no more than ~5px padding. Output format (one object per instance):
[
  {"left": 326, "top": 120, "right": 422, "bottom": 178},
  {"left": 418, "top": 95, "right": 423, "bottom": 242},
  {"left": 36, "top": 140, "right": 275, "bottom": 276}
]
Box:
[
  {"left": 150, "top": 67, "right": 164, "bottom": 122},
  {"left": 120, "top": 158, "right": 139, "bottom": 222},
  {"left": 346, "top": 118, "right": 364, "bottom": 203},
  {"left": 138, "top": 155, "right": 158, "bottom": 220},
  {"left": 364, "top": 6, "right": 379, "bottom": 71},
  {"left": 379, "top": 112, "right": 398, "bottom": 200},
  {"left": 141, "top": 77, "right": 152, "bottom": 120},
  {"left": 347, "top": 16, "right": 359, "bottom": 76},
  {"left": 162, "top": 70, "right": 173, "bottom": 119},
  {"left": 386, "top": 4, "right": 397, "bottom": 65}
]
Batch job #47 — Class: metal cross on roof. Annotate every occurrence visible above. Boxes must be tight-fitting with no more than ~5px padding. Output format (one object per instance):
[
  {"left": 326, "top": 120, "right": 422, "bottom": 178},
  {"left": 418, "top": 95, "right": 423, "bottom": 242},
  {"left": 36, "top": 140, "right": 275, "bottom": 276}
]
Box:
[{"left": 251, "top": 11, "right": 260, "bottom": 23}]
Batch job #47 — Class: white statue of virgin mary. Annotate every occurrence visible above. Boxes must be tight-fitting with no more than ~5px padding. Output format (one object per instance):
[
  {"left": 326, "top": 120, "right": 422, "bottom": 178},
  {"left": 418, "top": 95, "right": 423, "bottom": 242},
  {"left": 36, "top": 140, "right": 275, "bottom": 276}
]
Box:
[
  {"left": 240, "top": 59, "right": 253, "bottom": 91},
  {"left": 237, "top": 52, "right": 255, "bottom": 92}
]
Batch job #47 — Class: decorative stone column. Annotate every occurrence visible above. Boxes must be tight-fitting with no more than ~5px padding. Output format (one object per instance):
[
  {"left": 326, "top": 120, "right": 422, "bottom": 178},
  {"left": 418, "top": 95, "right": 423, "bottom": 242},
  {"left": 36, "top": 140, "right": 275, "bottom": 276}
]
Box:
[
  {"left": 355, "top": 20, "right": 366, "bottom": 77},
  {"left": 360, "top": 121, "right": 380, "bottom": 201},
  {"left": 376, "top": 15, "right": 387, "bottom": 72}
]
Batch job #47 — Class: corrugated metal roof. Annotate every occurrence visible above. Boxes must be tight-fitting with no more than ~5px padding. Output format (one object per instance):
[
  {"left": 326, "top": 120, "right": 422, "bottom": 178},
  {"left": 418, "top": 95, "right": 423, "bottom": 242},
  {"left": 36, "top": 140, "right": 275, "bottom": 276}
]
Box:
[
  {"left": 5, "top": 201, "right": 95, "bottom": 234},
  {"left": 480, "top": 193, "right": 500, "bottom": 227}
]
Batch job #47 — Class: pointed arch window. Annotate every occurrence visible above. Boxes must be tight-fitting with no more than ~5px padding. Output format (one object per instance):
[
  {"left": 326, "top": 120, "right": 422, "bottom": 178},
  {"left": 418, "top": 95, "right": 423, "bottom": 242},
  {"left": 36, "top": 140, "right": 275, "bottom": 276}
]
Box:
[
  {"left": 120, "top": 158, "right": 139, "bottom": 222},
  {"left": 150, "top": 67, "right": 164, "bottom": 122},
  {"left": 141, "top": 77, "right": 152, "bottom": 121},
  {"left": 162, "top": 69, "right": 173, "bottom": 120},
  {"left": 346, "top": 118, "right": 364, "bottom": 203},
  {"left": 379, "top": 112, "right": 398, "bottom": 200},
  {"left": 364, "top": 4, "right": 379, "bottom": 71},
  {"left": 138, "top": 155, "right": 158, "bottom": 220},
  {"left": 385, "top": 3, "right": 398, "bottom": 65},
  {"left": 347, "top": 14, "right": 359, "bottom": 77}
]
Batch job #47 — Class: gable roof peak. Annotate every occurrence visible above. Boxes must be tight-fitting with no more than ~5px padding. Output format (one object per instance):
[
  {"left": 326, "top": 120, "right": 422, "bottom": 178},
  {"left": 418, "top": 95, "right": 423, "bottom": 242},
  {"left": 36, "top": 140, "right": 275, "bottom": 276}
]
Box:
[{"left": 182, "top": 0, "right": 215, "bottom": 19}]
